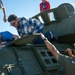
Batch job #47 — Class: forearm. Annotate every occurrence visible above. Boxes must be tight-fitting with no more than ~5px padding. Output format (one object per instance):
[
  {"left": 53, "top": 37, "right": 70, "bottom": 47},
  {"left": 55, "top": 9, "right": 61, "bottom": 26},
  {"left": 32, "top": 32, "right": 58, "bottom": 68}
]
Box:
[
  {"left": 44, "top": 39, "right": 60, "bottom": 60},
  {"left": 13, "top": 35, "right": 19, "bottom": 40},
  {"left": 2, "top": 7, "right": 7, "bottom": 22},
  {"left": 2, "top": 8, "right": 6, "bottom": 17},
  {"left": 23, "top": 34, "right": 28, "bottom": 37}
]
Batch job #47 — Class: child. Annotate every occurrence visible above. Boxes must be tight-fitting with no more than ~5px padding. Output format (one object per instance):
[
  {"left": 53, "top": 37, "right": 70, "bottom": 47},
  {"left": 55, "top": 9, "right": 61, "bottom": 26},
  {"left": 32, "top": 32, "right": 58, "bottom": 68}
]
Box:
[
  {"left": 40, "top": 0, "right": 50, "bottom": 12},
  {"left": 0, "top": 31, "right": 19, "bottom": 47}
]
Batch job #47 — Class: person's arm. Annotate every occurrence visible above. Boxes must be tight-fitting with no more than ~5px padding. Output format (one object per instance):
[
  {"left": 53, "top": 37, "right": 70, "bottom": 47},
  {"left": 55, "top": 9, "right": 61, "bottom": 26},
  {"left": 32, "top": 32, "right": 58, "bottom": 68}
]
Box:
[
  {"left": 23, "top": 34, "right": 28, "bottom": 37},
  {"left": 65, "top": 48, "right": 75, "bottom": 58},
  {"left": 0, "top": 0, "right": 6, "bottom": 22},
  {"left": 13, "top": 35, "right": 19, "bottom": 40},
  {"left": 2, "top": 7, "right": 6, "bottom": 22},
  {"left": 40, "top": 33, "right": 60, "bottom": 60},
  {"left": 40, "top": 3, "right": 43, "bottom": 12},
  {"left": 46, "top": 2, "right": 50, "bottom": 10}
]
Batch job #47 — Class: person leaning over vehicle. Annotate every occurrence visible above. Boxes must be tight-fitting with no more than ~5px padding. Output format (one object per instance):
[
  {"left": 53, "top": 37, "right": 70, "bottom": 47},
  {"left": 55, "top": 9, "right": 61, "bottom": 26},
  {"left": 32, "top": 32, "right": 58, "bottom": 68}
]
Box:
[
  {"left": 40, "top": 33, "right": 75, "bottom": 75},
  {"left": 7, "top": 14, "right": 57, "bottom": 44}
]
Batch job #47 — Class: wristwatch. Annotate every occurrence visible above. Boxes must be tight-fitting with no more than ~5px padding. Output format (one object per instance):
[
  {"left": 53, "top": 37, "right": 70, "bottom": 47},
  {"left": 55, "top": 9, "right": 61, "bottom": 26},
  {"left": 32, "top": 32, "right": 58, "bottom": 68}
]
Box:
[{"left": 43, "top": 38, "right": 47, "bottom": 41}]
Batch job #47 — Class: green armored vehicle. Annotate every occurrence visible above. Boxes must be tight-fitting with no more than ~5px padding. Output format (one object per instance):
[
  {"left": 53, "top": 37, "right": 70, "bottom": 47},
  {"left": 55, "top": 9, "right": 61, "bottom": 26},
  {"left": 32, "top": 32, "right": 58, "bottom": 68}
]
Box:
[{"left": 0, "top": 3, "right": 75, "bottom": 75}]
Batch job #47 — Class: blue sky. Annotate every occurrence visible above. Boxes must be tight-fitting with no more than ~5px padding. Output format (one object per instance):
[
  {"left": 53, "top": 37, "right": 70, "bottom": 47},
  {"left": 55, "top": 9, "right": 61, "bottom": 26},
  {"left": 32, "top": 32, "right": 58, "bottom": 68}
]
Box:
[{"left": 0, "top": 0, "right": 75, "bottom": 35}]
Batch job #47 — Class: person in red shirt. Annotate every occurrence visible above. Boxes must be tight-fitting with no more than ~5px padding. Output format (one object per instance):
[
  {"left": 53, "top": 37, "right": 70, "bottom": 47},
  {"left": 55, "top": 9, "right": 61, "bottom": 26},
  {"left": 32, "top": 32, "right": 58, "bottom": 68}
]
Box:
[{"left": 40, "top": 0, "right": 50, "bottom": 12}]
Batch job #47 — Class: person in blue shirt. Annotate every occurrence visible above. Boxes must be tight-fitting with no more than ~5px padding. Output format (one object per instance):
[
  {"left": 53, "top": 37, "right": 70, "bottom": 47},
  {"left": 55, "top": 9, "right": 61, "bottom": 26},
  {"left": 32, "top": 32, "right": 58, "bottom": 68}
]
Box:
[
  {"left": 8, "top": 14, "right": 58, "bottom": 44},
  {"left": 0, "top": 31, "right": 19, "bottom": 46}
]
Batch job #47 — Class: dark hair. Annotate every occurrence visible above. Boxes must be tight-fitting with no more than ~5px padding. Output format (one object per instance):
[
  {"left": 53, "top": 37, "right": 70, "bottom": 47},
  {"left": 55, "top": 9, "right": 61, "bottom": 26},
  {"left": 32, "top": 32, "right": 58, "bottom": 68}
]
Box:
[{"left": 8, "top": 14, "right": 17, "bottom": 22}]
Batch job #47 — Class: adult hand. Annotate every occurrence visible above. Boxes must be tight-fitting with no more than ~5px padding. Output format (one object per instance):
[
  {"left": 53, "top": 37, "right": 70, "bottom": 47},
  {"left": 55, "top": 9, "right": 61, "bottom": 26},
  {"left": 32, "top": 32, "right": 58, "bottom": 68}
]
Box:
[
  {"left": 65, "top": 48, "right": 75, "bottom": 58},
  {"left": 40, "top": 33, "right": 46, "bottom": 40},
  {"left": 65, "top": 48, "right": 72, "bottom": 53}
]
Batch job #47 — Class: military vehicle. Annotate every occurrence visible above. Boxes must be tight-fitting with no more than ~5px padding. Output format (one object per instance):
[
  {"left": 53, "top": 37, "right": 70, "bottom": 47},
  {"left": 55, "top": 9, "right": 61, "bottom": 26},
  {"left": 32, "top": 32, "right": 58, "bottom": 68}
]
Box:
[{"left": 0, "top": 3, "right": 75, "bottom": 75}]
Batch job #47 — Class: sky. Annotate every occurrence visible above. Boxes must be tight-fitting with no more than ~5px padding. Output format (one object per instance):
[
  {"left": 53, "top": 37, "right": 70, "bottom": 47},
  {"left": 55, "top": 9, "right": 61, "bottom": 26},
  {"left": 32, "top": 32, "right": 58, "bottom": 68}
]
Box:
[{"left": 0, "top": 0, "right": 75, "bottom": 35}]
